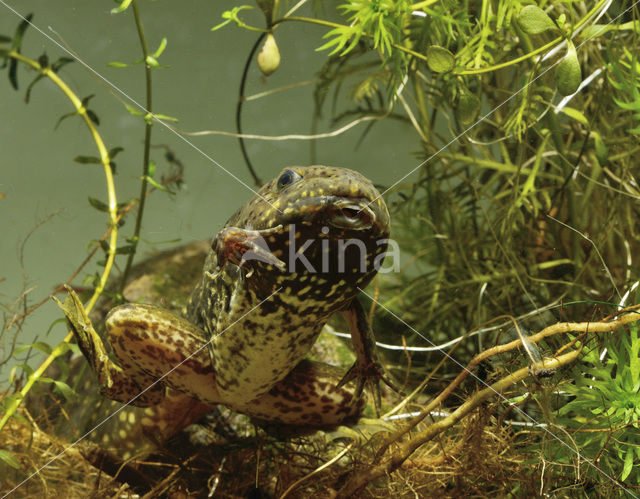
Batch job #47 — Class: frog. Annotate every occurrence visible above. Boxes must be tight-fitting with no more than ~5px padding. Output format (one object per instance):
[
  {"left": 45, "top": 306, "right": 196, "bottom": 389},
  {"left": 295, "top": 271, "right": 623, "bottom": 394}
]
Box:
[{"left": 58, "top": 165, "right": 395, "bottom": 440}]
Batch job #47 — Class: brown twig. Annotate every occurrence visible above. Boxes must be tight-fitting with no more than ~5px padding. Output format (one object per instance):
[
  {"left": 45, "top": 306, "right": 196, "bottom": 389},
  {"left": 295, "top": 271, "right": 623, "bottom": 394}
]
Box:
[{"left": 341, "top": 309, "right": 640, "bottom": 496}]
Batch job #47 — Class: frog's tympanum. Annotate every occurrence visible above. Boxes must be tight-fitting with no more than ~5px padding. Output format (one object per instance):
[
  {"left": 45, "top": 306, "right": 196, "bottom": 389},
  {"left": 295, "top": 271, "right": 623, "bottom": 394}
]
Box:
[{"left": 61, "top": 166, "right": 394, "bottom": 442}]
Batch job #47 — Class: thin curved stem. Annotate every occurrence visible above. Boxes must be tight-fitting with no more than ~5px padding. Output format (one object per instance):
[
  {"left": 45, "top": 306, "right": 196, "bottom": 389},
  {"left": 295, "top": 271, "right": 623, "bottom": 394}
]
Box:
[
  {"left": 0, "top": 51, "right": 118, "bottom": 432},
  {"left": 236, "top": 33, "right": 266, "bottom": 187},
  {"left": 120, "top": 0, "right": 153, "bottom": 292}
]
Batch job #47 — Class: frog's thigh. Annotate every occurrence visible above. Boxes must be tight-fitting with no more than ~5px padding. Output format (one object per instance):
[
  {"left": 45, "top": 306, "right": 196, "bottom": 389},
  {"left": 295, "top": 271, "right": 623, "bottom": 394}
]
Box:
[
  {"left": 106, "top": 304, "right": 222, "bottom": 406},
  {"left": 140, "top": 389, "right": 213, "bottom": 445},
  {"left": 236, "top": 359, "right": 365, "bottom": 426}
]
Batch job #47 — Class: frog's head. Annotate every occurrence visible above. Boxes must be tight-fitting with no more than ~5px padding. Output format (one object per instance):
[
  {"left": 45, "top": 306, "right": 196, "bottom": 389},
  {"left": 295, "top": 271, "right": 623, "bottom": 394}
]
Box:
[
  {"left": 221, "top": 166, "right": 391, "bottom": 301},
  {"left": 228, "top": 166, "right": 390, "bottom": 240}
]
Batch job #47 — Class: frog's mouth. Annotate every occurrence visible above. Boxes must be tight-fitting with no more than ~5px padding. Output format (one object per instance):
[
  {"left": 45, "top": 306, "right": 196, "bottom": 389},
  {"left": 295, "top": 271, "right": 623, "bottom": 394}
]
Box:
[
  {"left": 280, "top": 195, "right": 384, "bottom": 233},
  {"left": 326, "top": 198, "right": 375, "bottom": 230}
]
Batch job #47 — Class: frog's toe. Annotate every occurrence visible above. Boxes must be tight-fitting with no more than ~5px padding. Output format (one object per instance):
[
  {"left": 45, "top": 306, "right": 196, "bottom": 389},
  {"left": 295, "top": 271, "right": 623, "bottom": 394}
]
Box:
[{"left": 338, "top": 360, "right": 401, "bottom": 416}]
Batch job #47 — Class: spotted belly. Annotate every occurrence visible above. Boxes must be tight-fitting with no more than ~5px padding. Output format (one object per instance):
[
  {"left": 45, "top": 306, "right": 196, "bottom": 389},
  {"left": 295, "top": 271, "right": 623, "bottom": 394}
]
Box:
[{"left": 210, "top": 292, "right": 327, "bottom": 405}]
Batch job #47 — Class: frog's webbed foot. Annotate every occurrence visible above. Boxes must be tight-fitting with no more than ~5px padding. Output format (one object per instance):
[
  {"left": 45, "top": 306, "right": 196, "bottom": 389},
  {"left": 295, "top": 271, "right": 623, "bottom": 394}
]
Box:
[
  {"left": 53, "top": 286, "right": 116, "bottom": 388},
  {"left": 339, "top": 298, "right": 402, "bottom": 416},
  {"left": 337, "top": 356, "right": 401, "bottom": 416},
  {"left": 211, "top": 225, "right": 286, "bottom": 275},
  {"left": 53, "top": 286, "right": 164, "bottom": 406}
]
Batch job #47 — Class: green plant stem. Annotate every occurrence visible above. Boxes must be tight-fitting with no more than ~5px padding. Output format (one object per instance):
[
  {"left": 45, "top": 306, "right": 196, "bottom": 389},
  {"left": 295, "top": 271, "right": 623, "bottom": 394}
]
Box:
[
  {"left": 0, "top": 51, "right": 118, "bottom": 432},
  {"left": 410, "top": 0, "right": 438, "bottom": 10},
  {"left": 120, "top": 0, "right": 153, "bottom": 293},
  {"left": 236, "top": 33, "right": 266, "bottom": 187},
  {"left": 545, "top": 112, "right": 580, "bottom": 284}
]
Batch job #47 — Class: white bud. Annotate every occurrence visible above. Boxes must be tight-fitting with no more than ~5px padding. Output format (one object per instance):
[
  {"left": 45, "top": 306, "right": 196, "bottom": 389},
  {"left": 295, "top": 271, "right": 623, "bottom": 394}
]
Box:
[{"left": 257, "top": 33, "right": 280, "bottom": 76}]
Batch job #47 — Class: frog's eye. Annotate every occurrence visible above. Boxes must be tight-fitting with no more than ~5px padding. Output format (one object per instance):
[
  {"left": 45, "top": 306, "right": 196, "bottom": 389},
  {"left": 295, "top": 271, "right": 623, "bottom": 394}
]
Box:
[{"left": 276, "top": 169, "right": 301, "bottom": 191}]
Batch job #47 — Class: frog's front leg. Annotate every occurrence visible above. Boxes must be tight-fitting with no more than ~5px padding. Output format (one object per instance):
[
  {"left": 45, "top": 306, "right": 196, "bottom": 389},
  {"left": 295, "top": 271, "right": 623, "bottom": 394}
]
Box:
[
  {"left": 212, "top": 225, "right": 286, "bottom": 272},
  {"left": 338, "top": 298, "right": 400, "bottom": 413}
]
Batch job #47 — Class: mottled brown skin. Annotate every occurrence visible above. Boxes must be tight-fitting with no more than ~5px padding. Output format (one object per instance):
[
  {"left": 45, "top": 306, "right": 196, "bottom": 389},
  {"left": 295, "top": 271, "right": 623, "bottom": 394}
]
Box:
[{"left": 71, "top": 166, "right": 391, "bottom": 436}]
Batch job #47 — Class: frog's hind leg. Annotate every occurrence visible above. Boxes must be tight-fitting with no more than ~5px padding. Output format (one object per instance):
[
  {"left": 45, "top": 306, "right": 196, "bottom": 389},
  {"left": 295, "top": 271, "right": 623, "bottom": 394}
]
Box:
[
  {"left": 58, "top": 290, "right": 218, "bottom": 446},
  {"left": 55, "top": 288, "right": 165, "bottom": 407},
  {"left": 234, "top": 359, "right": 366, "bottom": 427},
  {"left": 105, "top": 303, "right": 223, "bottom": 406}
]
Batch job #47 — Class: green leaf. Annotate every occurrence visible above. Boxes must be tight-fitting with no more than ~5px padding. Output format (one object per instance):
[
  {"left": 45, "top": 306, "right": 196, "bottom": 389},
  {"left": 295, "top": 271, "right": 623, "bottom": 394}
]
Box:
[
  {"left": 612, "top": 97, "right": 640, "bottom": 112},
  {"left": 52, "top": 380, "right": 78, "bottom": 401},
  {"left": 109, "top": 146, "right": 124, "bottom": 159},
  {"left": 107, "top": 61, "right": 133, "bottom": 68},
  {"left": 559, "top": 107, "right": 588, "bottom": 126},
  {"left": 81, "top": 94, "right": 95, "bottom": 107},
  {"left": 212, "top": 6, "right": 256, "bottom": 32},
  {"left": 457, "top": 91, "right": 480, "bottom": 125},
  {"left": 520, "top": 131, "right": 549, "bottom": 200},
  {"left": 124, "top": 104, "right": 144, "bottom": 116},
  {"left": 116, "top": 244, "right": 135, "bottom": 255},
  {"left": 8, "top": 13, "right": 34, "bottom": 90},
  {"left": 517, "top": 5, "right": 558, "bottom": 35},
  {"left": 1, "top": 393, "right": 24, "bottom": 415},
  {"left": 54, "top": 111, "right": 76, "bottom": 130},
  {"left": 622, "top": 447, "right": 634, "bottom": 480},
  {"left": 592, "top": 132, "right": 608, "bottom": 163},
  {"left": 88, "top": 197, "right": 109, "bottom": 212},
  {"left": 143, "top": 175, "right": 175, "bottom": 194},
  {"left": 86, "top": 109, "right": 100, "bottom": 126},
  {"left": 556, "top": 41, "right": 581, "bottom": 96},
  {"left": 152, "top": 37, "right": 168, "bottom": 59},
  {"left": 74, "top": 155, "right": 102, "bottom": 165},
  {"left": 0, "top": 34, "right": 12, "bottom": 43},
  {"left": 45, "top": 317, "right": 67, "bottom": 337},
  {"left": 426, "top": 45, "right": 455, "bottom": 73},
  {"left": 211, "top": 18, "right": 233, "bottom": 31},
  {"left": 580, "top": 24, "right": 616, "bottom": 39},
  {"left": 51, "top": 56, "right": 74, "bottom": 72},
  {"left": 148, "top": 159, "right": 156, "bottom": 177},
  {"left": 0, "top": 449, "right": 20, "bottom": 470},
  {"left": 153, "top": 113, "right": 178, "bottom": 122},
  {"left": 9, "top": 363, "right": 34, "bottom": 382},
  {"left": 14, "top": 341, "right": 52, "bottom": 356},
  {"left": 11, "top": 14, "right": 32, "bottom": 52},
  {"left": 38, "top": 53, "right": 49, "bottom": 68},
  {"left": 24, "top": 73, "right": 46, "bottom": 103},
  {"left": 317, "top": 26, "right": 357, "bottom": 55},
  {"left": 111, "top": 0, "right": 133, "bottom": 14}
]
